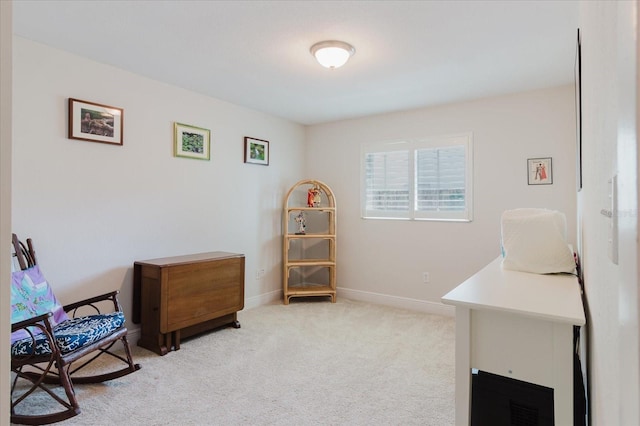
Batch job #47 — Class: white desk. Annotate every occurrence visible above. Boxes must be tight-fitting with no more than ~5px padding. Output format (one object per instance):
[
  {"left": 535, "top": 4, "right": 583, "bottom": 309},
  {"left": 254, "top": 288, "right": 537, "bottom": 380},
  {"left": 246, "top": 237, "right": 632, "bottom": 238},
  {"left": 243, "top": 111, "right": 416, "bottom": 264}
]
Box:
[{"left": 442, "top": 257, "right": 585, "bottom": 425}]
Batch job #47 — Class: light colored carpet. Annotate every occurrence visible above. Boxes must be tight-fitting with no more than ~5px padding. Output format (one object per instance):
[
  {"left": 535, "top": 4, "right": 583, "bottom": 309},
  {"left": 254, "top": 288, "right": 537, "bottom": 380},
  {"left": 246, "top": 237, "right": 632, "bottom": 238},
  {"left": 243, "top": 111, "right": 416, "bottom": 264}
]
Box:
[{"left": 12, "top": 298, "right": 455, "bottom": 425}]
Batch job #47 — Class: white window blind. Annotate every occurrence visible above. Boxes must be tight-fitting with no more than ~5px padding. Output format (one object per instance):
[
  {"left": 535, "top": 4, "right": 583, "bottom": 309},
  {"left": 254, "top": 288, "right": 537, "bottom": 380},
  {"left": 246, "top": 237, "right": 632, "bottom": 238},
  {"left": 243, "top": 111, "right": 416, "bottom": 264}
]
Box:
[
  {"left": 361, "top": 133, "right": 473, "bottom": 221},
  {"left": 364, "top": 149, "right": 410, "bottom": 215}
]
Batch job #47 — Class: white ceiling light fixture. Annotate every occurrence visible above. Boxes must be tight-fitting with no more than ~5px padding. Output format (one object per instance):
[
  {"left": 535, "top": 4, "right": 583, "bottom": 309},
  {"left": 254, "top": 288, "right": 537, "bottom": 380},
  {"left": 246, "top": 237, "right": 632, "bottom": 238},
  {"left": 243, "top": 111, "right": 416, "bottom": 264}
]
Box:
[{"left": 310, "top": 40, "right": 355, "bottom": 69}]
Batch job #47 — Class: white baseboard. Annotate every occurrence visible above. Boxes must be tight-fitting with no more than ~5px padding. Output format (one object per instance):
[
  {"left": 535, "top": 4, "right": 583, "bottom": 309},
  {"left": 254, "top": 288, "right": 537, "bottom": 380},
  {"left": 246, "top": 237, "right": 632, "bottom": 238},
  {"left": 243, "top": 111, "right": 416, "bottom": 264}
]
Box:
[
  {"left": 126, "top": 289, "right": 453, "bottom": 345},
  {"left": 337, "top": 287, "right": 455, "bottom": 317},
  {"left": 126, "top": 326, "right": 141, "bottom": 344},
  {"left": 240, "top": 288, "right": 455, "bottom": 316},
  {"left": 244, "top": 289, "right": 282, "bottom": 310}
]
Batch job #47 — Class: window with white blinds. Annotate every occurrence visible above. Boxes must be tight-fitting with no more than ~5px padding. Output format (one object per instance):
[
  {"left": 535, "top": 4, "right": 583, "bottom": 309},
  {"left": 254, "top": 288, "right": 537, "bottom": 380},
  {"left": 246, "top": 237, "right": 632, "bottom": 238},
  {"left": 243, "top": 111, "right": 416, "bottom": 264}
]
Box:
[{"left": 361, "top": 133, "right": 473, "bottom": 221}]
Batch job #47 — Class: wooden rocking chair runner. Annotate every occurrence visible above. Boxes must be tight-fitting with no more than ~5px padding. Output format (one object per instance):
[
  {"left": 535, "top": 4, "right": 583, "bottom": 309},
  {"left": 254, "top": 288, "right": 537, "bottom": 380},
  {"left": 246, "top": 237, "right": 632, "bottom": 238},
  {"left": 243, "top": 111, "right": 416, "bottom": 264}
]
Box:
[{"left": 10, "top": 234, "right": 141, "bottom": 425}]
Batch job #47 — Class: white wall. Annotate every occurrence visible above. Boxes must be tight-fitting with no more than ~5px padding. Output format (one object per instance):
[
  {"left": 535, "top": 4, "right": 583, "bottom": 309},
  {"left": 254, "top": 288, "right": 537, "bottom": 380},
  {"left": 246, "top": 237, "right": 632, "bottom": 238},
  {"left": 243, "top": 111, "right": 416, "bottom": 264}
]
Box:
[
  {"left": 306, "top": 86, "right": 577, "bottom": 312},
  {"left": 12, "top": 37, "right": 306, "bottom": 324},
  {"left": 578, "top": 1, "right": 639, "bottom": 424},
  {"left": 1, "top": 1, "right": 12, "bottom": 424}
]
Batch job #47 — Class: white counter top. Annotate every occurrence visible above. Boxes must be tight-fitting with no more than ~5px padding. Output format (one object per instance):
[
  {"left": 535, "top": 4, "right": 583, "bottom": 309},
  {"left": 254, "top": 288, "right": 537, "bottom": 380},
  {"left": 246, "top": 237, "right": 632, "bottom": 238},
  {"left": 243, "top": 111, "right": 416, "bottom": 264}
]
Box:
[{"left": 442, "top": 257, "right": 585, "bottom": 326}]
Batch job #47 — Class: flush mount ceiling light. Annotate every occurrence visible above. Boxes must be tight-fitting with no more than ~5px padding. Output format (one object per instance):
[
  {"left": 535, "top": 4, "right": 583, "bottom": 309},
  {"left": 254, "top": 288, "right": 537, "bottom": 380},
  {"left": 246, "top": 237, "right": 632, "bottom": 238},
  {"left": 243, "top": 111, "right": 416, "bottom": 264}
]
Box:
[{"left": 310, "top": 40, "right": 355, "bottom": 69}]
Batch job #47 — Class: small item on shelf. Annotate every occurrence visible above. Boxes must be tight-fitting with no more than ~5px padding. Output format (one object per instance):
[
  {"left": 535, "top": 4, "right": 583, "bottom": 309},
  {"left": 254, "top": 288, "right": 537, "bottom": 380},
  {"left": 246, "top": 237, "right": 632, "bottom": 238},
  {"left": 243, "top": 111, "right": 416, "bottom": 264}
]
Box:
[
  {"left": 294, "top": 211, "right": 306, "bottom": 234},
  {"left": 307, "top": 184, "right": 322, "bottom": 207}
]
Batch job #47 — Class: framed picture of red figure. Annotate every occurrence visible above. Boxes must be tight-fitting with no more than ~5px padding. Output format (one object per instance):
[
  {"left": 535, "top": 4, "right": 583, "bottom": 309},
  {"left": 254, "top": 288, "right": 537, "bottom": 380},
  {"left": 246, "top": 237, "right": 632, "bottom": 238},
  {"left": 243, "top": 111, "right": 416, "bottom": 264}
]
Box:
[{"left": 528, "top": 157, "right": 553, "bottom": 185}]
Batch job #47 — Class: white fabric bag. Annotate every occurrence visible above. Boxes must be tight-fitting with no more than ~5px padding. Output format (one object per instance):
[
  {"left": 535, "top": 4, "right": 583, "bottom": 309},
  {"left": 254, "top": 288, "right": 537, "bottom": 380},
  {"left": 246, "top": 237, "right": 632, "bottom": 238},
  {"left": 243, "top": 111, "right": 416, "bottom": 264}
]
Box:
[{"left": 501, "top": 208, "right": 575, "bottom": 274}]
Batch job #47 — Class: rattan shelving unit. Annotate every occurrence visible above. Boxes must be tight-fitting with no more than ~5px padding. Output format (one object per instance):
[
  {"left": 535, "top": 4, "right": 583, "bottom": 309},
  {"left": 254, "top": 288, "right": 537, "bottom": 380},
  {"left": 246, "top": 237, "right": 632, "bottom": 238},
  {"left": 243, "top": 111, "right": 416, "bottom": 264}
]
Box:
[{"left": 282, "top": 179, "right": 336, "bottom": 304}]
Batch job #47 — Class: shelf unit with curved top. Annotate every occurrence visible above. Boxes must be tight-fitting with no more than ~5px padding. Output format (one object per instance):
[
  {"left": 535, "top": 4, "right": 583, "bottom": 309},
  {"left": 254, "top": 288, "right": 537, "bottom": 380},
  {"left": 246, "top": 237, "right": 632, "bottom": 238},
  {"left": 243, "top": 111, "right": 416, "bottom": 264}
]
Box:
[{"left": 283, "top": 179, "right": 336, "bottom": 304}]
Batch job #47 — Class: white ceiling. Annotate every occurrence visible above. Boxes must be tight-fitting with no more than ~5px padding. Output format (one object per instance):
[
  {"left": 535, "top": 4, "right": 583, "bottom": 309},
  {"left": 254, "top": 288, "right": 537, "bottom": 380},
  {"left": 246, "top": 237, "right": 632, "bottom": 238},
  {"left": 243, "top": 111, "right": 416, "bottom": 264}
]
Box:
[{"left": 12, "top": 0, "right": 579, "bottom": 125}]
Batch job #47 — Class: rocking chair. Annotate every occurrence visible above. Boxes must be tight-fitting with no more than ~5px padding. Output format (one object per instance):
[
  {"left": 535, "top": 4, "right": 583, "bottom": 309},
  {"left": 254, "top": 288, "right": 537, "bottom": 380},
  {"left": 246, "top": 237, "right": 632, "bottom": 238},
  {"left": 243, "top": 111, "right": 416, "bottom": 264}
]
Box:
[{"left": 10, "top": 234, "right": 141, "bottom": 425}]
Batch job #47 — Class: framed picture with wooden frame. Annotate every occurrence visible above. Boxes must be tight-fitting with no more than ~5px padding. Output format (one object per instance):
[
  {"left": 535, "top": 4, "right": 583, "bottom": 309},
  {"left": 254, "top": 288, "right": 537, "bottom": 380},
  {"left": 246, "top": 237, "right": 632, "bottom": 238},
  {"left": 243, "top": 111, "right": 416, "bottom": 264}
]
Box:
[
  {"left": 244, "top": 137, "right": 269, "bottom": 166},
  {"left": 68, "top": 98, "right": 123, "bottom": 145},
  {"left": 527, "top": 157, "right": 553, "bottom": 185},
  {"left": 575, "top": 28, "right": 583, "bottom": 191},
  {"left": 174, "top": 122, "right": 211, "bottom": 160}
]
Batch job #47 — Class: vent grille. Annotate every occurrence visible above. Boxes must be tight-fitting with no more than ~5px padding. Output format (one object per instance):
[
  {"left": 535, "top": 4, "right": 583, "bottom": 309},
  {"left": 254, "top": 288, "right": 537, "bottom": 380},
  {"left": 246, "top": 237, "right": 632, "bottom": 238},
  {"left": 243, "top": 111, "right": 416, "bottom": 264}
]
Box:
[{"left": 510, "top": 400, "right": 539, "bottom": 426}]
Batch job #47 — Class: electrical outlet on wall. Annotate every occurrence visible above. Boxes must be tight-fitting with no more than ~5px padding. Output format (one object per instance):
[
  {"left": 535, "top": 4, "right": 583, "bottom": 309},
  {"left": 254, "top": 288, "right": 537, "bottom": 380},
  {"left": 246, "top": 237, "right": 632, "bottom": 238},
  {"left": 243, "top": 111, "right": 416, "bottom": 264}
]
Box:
[
  {"left": 423, "top": 272, "right": 430, "bottom": 283},
  {"left": 255, "top": 269, "right": 265, "bottom": 280}
]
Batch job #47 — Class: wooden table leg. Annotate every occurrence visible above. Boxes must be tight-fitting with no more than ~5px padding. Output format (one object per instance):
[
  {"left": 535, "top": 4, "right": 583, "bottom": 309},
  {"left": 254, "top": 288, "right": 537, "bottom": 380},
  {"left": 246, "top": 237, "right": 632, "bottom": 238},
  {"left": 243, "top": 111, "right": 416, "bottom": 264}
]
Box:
[{"left": 173, "top": 330, "right": 181, "bottom": 351}]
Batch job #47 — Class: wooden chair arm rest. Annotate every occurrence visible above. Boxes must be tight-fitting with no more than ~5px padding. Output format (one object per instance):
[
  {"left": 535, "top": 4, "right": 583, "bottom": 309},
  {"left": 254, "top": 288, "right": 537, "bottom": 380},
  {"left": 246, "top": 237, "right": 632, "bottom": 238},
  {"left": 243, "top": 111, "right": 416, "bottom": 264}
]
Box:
[
  {"left": 11, "top": 312, "right": 53, "bottom": 332},
  {"left": 11, "top": 313, "right": 57, "bottom": 351},
  {"left": 63, "top": 290, "right": 122, "bottom": 315}
]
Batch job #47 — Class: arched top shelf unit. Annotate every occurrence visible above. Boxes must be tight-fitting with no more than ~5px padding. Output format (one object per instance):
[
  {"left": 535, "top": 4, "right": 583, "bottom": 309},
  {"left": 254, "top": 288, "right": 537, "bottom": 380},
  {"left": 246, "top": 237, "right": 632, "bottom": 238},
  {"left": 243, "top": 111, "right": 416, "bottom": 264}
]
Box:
[{"left": 282, "top": 179, "right": 336, "bottom": 304}]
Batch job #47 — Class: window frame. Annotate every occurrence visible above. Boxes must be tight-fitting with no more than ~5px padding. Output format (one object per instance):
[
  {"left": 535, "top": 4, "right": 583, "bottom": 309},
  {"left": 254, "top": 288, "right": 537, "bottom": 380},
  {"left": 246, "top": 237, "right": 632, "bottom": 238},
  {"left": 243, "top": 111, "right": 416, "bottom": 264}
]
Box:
[{"left": 360, "top": 132, "right": 473, "bottom": 222}]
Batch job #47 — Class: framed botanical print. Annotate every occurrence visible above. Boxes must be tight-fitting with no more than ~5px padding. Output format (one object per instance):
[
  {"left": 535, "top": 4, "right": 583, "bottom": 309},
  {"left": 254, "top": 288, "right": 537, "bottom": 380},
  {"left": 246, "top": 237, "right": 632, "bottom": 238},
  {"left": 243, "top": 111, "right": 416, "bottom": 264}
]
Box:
[
  {"left": 174, "top": 122, "right": 210, "bottom": 160},
  {"left": 244, "top": 137, "right": 269, "bottom": 166}
]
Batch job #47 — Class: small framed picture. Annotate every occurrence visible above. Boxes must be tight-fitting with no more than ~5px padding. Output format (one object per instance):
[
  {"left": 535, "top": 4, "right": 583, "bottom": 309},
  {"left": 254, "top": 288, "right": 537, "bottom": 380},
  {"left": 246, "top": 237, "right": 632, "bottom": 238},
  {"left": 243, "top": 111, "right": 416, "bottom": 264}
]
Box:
[
  {"left": 575, "top": 29, "right": 583, "bottom": 192},
  {"left": 528, "top": 157, "right": 553, "bottom": 185},
  {"left": 244, "top": 137, "right": 269, "bottom": 166},
  {"left": 174, "top": 122, "right": 210, "bottom": 160},
  {"left": 68, "top": 98, "right": 123, "bottom": 145}
]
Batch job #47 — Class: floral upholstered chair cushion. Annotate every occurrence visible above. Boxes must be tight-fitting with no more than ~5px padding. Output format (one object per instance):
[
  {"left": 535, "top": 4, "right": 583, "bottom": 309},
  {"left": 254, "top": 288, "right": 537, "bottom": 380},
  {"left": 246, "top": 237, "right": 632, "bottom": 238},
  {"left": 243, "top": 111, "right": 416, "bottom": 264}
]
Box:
[
  {"left": 10, "top": 265, "right": 68, "bottom": 343},
  {"left": 11, "top": 312, "right": 126, "bottom": 356}
]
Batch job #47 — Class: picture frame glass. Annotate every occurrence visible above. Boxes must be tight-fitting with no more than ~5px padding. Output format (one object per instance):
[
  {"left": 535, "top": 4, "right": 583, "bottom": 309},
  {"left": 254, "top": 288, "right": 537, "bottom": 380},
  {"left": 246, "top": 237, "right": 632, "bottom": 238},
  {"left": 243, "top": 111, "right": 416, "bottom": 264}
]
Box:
[
  {"left": 528, "top": 158, "right": 553, "bottom": 185},
  {"left": 244, "top": 137, "right": 269, "bottom": 165},
  {"left": 174, "top": 123, "right": 211, "bottom": 160},
  {"left": 68, "top": 98, "right": 123, "bottom": 145}
]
